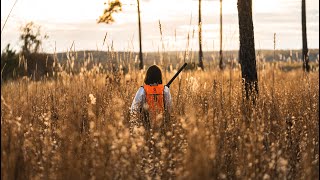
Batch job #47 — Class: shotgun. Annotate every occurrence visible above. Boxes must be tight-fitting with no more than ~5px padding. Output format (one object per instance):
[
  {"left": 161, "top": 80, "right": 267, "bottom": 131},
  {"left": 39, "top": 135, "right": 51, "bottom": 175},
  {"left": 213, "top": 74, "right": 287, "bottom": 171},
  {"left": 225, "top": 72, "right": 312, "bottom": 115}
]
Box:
[{"left": 166, "top": 63, "right": 187, "bottom": 88}]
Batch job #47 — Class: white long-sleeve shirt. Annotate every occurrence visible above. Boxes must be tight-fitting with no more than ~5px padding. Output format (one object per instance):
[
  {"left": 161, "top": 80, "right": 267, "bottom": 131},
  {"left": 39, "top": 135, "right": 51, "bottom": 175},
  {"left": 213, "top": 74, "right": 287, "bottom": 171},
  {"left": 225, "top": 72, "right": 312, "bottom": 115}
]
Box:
[{"left": 130, "top": 86, "right": 172, "bottom": 114}]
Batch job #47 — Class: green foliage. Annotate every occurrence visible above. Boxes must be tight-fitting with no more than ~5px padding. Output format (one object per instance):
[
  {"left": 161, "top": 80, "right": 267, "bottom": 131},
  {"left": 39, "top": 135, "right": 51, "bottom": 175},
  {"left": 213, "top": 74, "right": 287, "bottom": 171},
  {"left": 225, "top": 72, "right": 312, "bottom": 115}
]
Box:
[
  {"left": 1, "top": 44, "right": 23, "bottom": 82},
  {"left": 22, "top": 53, "right": 55, "bottom": 81},
  {"left": 97, "top": 0, "right": 123, "bottom": 24},
  {"left": 1, "top": 22, "right": 53, "bottom": 83},
  {"left": 1, "top": 44, "right": 54, "bottom": 82}
]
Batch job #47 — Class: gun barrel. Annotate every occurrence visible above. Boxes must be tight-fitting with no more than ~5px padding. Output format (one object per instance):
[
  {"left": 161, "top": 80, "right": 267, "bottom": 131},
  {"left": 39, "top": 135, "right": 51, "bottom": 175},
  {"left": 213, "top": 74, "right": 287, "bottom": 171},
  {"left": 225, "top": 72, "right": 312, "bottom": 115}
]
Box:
[{"left": 166, "top": 63, "right": 187, "bottom": 88}]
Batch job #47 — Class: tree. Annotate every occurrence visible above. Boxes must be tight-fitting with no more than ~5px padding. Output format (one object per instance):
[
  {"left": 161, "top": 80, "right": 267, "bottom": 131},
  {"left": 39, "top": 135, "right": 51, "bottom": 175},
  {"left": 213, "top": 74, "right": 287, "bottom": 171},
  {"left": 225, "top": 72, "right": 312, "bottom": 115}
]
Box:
[
  {"left": 1, "top": 44, "right": 20, "bottom": 82},
  {"left": 98, "top": 0, "right": 144, "bottom": 70},
  {"left": 97, "top": 0, "right": 122, "bottom": 24},
  {"left": 20, "top": 22, "right": 53, "bottom": 80},
  {"left": 198, "top": 0, "right": 204, "bottom": 70},
  {"left": 237, "top": 0, "right": 258, "bottom": 100},
  {"left": 1, "top": 22, "right": 53, "bottom": 82},
  {"left": 20, "top": 22, "right": 48, "bottom": 55},
  {"left": 301, "top": 0, "right": 310, "bottom": 72},
  {"left": 219, "top": 0, "right": 224, "bottom": 70},
  {"left": 137, "top": 0, "right": 143, "bottom": 70}
]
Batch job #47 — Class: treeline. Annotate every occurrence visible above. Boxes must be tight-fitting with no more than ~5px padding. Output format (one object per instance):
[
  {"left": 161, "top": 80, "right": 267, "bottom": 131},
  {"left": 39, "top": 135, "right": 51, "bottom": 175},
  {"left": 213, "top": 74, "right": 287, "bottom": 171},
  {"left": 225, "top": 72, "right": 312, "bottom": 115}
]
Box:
[
  {"left": 1, "top": 22, "right": 54, "bottom": 83},
  {"left": 1, "top": 45, "right": 54, "bottom": 82},
  {"left": 1, "top": 21, "right": 318, "bottom": 83},
  {"left": 2, "top": 47, "right": 319, "bottom": 83},
  {"left": 55, "top": 49, "right": 319, "bottom": 65}
]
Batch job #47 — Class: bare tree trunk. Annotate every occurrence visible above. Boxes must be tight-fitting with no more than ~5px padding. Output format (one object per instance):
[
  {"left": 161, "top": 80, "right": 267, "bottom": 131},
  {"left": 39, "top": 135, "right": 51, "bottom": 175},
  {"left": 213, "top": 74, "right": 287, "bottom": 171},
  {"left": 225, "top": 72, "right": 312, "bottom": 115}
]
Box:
[
  {"left": 237, "top": 0, "right": 258, "bottom": 100},
  {"left": 198, "top": 0, "right": 204, "bottom": 70},
  {"left": 219, "top": 0, "right": 224, "bottom": 70},
  {"left": 137, "top": 0, "right": 143, "bottom": 70},
  {"left": 302, "top": 0, "right": 310, "bottom": 72}
]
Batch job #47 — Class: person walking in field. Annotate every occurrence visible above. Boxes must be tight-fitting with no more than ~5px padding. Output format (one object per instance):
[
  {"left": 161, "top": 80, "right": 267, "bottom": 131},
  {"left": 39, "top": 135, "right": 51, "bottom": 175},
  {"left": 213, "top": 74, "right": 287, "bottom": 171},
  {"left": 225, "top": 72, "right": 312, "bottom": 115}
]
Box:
[
  {"left": 130, "top": 65, "right": 172, "bottom": 132},
  {"left": 130, "top": 64, "right": 186, "bottom": 178}
]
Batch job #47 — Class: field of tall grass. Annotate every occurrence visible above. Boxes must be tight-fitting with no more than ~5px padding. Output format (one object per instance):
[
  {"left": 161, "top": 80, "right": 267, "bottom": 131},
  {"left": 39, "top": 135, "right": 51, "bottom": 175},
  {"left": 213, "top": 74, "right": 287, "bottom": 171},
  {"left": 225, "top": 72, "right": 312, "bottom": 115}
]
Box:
[{"left": 1, "top": 55, "right": 319, "bottom": 179}]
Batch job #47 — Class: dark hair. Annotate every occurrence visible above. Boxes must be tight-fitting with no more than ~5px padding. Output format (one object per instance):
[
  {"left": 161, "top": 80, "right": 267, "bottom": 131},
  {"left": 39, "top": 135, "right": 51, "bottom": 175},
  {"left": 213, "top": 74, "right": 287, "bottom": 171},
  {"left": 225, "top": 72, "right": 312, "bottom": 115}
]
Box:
[{"left": 144, "top": 65, "right": 162, "bottom": 85}]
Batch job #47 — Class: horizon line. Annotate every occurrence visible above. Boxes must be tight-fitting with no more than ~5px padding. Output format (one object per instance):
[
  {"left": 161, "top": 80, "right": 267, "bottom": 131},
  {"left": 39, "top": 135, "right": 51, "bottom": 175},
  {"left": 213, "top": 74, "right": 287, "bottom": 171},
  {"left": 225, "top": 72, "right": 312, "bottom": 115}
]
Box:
[{"left": 48, "top": 48, "right": 320, "bottom": 54}]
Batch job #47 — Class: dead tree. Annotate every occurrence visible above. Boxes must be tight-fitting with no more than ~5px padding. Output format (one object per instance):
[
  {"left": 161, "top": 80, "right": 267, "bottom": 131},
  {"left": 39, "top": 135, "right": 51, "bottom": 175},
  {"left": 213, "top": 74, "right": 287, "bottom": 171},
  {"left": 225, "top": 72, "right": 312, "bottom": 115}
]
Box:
[
  {"left": 137, "top": 0, "right": 143, "bottom": 70},
  {"left": 237, "top": 0, "right": 258, "bottom": 100},
  {"left": 219, "top": 0, "right": 224, "bottom": 70},
  {"left": 302, "top": 0, "right": 310, "bottom": 72},
  {"left": 198, "top": 0, "right": 204, "bottom": 70}
]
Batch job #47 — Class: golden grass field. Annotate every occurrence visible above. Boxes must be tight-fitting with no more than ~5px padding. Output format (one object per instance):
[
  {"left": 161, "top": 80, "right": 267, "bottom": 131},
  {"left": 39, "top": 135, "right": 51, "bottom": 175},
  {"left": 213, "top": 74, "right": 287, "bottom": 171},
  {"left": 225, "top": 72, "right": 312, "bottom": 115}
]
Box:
[{"left": 1, "top": 59, "right": 319, "bottom": 179}]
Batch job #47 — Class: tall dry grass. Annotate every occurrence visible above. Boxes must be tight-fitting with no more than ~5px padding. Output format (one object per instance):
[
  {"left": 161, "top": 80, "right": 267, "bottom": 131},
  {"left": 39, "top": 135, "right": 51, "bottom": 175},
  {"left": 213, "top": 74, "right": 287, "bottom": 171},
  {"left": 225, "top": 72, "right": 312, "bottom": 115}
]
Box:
[{"left": 1, "top": 57, "right": 319, "bottom": 179}]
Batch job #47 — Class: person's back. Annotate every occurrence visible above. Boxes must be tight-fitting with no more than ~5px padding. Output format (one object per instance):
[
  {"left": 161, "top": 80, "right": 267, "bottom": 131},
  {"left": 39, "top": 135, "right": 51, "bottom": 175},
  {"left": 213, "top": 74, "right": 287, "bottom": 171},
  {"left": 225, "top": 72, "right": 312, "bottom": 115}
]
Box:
[{"left": 130, "top": 65, "right": 172, "bottom": 132}]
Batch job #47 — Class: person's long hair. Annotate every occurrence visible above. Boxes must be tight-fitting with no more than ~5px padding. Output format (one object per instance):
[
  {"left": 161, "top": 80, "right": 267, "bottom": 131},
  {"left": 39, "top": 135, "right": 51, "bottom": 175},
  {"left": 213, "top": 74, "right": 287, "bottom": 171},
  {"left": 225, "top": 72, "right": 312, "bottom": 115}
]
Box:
[{"left": 144, "top": 65, "right": 162, "bottom": 85}]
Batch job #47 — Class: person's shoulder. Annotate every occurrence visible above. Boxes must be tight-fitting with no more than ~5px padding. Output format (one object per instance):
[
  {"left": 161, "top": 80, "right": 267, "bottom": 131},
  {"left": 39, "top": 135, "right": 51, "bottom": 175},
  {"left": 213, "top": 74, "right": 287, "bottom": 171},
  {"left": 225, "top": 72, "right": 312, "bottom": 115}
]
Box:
[
  {"left": 163, "top": 85, "right": 170, "bottom": 93},
  {"left": 132, "top": 87, "right": 145, "bottom": 100},
  {"left": 137, "top": 86, "right": 145, "bottom": 95}
]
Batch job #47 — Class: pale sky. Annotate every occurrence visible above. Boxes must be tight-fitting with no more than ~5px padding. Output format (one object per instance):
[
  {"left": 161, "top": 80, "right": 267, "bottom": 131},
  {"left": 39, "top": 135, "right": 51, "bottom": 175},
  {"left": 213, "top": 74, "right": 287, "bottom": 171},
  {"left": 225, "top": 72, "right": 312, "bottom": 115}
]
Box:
[{"left": 1, "top": 0, "right": 319, "bottom": 53}]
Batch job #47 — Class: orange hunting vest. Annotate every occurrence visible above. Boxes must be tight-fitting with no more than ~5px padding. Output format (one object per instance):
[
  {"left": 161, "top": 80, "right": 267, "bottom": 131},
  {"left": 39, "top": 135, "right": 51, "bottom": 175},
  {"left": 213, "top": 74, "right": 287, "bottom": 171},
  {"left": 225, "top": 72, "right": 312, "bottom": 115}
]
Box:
[
  {"left": 143, "top": 84, "right": 164, "bottom": 128},
  {"left": 143, "top": 84, "right": 165, "bottom": 114}
]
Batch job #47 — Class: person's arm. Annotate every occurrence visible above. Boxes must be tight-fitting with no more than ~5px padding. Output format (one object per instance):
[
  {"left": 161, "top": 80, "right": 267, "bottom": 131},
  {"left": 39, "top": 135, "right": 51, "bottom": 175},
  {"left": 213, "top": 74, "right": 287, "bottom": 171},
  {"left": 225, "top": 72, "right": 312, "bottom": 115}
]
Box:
[
  {"left": 130, "top": 87, "right": 145, "bottom": 115},
  {"left": 129, "top": 87, "right": 145, "bottom": 134},
  {"left": 164, "top": 86, "right": 172, "bottom": 113}
]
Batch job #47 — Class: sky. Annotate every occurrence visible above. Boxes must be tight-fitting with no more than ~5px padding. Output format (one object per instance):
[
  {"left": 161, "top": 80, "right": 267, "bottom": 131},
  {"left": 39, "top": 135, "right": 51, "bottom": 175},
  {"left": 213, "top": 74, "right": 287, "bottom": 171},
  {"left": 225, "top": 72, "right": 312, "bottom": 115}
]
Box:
[{"left": 1, "top": 0, "right": 319, "bottom": 53}]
